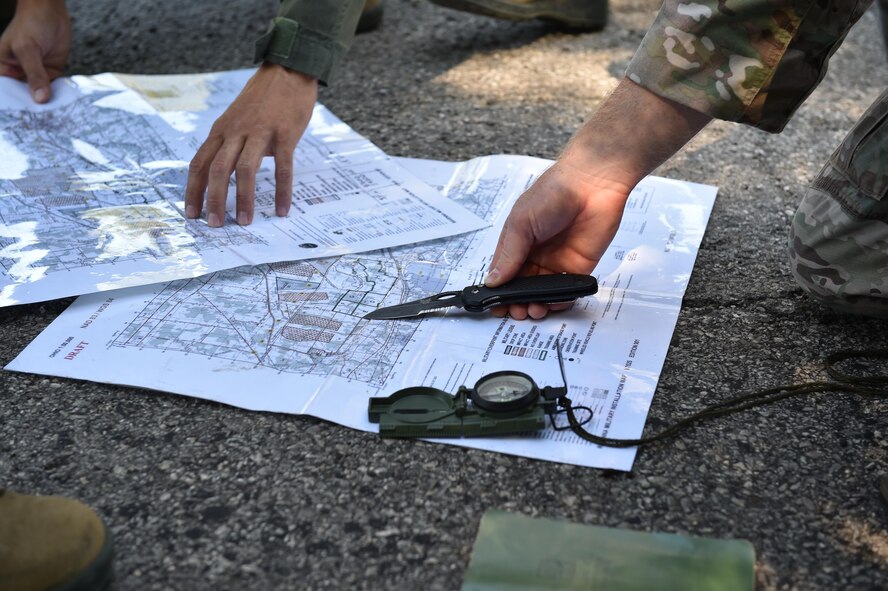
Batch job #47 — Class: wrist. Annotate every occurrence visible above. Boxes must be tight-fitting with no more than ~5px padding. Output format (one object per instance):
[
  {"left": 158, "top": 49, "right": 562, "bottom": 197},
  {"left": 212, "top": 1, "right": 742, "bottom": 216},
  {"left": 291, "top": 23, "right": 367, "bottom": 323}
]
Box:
[
  {"left": 255, "top": 62, "right": 318, "bottom": 99},
  {"left": 13, "top": 0, "right": 69, "bottom": 27},
  {"left": 16, "top": 0, "right": 67, "bottom": 13}
]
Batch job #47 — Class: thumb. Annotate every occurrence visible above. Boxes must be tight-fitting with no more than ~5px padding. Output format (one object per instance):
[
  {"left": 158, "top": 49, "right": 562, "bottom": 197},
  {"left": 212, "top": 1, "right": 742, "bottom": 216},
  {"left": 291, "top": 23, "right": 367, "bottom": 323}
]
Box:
[
  {"left": 485, "top": 216, "right": 534, "bottom": 288},
  {"left": 15, "top": 41, "right": 51, "bottom": 102}
]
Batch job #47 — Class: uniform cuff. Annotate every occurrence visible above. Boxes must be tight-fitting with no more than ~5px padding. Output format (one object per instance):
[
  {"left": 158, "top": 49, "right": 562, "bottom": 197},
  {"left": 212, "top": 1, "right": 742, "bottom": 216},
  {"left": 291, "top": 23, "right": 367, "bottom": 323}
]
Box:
[
  {"left": 623, "top": 1, "right": 797, "bottom": 133},
  {"left": 254, "top": 17, "right": 348, "bottom": 86}
]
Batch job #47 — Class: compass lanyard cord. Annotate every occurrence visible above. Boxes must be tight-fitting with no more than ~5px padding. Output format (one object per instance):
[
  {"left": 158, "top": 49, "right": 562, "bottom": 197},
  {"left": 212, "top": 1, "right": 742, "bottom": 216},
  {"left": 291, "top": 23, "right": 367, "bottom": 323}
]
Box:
[{"left": 560, "top": 349, "right": 888, "bottom": 449}]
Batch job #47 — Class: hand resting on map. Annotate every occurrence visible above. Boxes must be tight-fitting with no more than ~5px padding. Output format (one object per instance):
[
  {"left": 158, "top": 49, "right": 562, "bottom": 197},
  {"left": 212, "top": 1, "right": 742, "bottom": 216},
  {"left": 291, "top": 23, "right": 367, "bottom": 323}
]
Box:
[
  {"left": 185, "top": 63, "right": 317, "bottom": 227},
  {"left": 484, "top": 79, "right": 712, "bottom": 320},
  {"left": 0, "top": 0, "right": 71, "bottom": 104}
]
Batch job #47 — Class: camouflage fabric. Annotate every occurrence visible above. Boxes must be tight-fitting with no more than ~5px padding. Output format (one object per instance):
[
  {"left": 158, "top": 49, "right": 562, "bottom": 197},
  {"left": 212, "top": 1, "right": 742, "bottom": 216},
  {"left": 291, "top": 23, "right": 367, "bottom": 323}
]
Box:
[
  {"left": 789, "top": 90, "right": 888, "bottom": 318},
  {"left": 625, "top": 0, "right": 873, "bottom": 132},
  {"left": 255, "top": 0, "right": 364, "bottom": 85}
]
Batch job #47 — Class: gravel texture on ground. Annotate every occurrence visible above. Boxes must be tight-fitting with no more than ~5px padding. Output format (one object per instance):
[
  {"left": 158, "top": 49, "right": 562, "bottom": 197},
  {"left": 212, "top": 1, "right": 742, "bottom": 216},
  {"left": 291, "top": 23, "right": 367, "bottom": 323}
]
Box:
[{"left": 3, "top": 0, "right": 888, "bottom": 589}]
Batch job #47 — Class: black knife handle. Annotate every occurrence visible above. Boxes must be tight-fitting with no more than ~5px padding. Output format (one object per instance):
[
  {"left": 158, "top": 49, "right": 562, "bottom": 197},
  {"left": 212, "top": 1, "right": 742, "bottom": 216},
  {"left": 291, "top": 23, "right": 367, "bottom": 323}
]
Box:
[{"left": 461, "top": 273, "right": 598, "bottom": 312}]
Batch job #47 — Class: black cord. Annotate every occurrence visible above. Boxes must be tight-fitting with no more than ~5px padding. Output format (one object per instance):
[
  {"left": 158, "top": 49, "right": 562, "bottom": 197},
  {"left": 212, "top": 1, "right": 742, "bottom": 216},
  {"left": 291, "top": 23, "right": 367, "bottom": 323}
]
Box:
[
  {"left": 547, "top": 404, "right": 593, "bottom": 431},
  {"left": 561, "top": 349, "right": 888, "bottom": 448}
]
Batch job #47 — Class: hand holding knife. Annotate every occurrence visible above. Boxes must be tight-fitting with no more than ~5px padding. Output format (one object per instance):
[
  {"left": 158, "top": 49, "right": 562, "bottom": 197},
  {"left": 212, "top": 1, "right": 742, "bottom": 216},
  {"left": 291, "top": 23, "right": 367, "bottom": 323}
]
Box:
[{"left": 363, "top": 273, "right": 598, "bottom": 320}]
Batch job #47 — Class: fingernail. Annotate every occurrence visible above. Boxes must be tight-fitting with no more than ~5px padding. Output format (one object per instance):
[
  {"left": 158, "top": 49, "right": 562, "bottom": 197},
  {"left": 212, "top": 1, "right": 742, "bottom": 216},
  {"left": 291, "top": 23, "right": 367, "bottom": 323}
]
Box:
[
  {"left": 207, "top": 212, "right": 221, "bottom": 227},
  {"left": 276, "top": 205, "right": 289, "bottom": 217},
  {"left": 237, "top": 211, "right": 249, "bottom": 226},
  {"left": 185, "top": 205, "right": 197, "bottom": 219},
  {"left": 33, "top": 88, "right": 48, "bottom": 103},
  {"left": 484, "top": 269, "right": 500, "bottom": 286}
]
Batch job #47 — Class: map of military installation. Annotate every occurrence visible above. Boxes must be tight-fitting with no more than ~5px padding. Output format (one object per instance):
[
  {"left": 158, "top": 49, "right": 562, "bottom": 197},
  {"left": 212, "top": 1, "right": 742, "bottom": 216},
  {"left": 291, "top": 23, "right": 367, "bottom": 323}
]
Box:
[
  {"left": 0, "top": 72, "right": 484, "bottom": 306},
  {"left": 5, "top": 70, "right": 716, "bottom": 470}
]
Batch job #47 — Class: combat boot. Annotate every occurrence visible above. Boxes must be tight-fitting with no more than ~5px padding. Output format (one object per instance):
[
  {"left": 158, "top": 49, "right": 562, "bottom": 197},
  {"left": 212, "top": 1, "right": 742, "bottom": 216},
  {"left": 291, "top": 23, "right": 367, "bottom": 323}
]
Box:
[
  {"left": 427, "top": 0, "right": 607, "bottom": 30},
  {"left": 358, "top": 0, "right": 384, "bottom": 33},
  {"left": 0, "top": 490, "right": 114, "bottom": 591}
]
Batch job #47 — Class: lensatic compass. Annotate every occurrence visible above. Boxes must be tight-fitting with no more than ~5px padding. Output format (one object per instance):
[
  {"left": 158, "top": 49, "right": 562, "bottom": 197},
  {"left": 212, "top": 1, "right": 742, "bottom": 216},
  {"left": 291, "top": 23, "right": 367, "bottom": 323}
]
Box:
[{"left": 368, "top": 342, "right": 592, "bottom": 438}]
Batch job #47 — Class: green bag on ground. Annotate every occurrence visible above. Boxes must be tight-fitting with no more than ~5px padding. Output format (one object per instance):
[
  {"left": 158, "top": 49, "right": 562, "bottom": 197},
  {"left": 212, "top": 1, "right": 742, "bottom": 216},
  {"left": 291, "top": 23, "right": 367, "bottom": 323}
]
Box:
[{"left": 462, "top": 511, "right": 755, "bottom": 591}]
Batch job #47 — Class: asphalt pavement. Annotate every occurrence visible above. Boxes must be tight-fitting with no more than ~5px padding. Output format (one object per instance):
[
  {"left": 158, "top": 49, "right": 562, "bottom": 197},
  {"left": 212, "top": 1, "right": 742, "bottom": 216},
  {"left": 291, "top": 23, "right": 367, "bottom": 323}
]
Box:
[{"left": 3, "top": 0, "right": 888, "bottom": 589}]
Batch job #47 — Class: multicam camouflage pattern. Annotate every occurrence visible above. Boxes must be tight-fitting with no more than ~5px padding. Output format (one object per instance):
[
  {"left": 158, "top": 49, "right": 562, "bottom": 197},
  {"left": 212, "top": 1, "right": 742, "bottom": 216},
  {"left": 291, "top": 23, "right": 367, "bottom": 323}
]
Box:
[
  {"left": 789, "top": 91, "right": 888, "bottom": 318},
  {"left": 626, "top": 0, "right": 872, "bottom": 132}
]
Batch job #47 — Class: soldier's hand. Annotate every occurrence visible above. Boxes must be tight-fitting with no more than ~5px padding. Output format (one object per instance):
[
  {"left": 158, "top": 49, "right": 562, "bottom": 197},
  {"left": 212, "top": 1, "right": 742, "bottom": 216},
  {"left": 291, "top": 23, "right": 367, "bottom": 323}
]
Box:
[
  {"left": 484, "top": 160, "right": 631, "bottom": 320},
  {"left": 0, "top": 0, "right": 71, "bottom": 103},
  {"left": 484, "top": 77, "right": 713, "bottom": 320},
  {"left": 186, "top": 63, "right": 317, "bottom": 227}
]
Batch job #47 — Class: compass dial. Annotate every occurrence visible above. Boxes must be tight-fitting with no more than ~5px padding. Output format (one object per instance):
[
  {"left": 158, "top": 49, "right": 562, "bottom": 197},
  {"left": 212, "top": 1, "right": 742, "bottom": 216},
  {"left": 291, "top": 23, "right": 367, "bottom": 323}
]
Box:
[
  {"left": 476, "top": 375, "right": 534, "bottom": 402},
  {"left": 471, "top": 372, "right": 539, "bottom": 413}
]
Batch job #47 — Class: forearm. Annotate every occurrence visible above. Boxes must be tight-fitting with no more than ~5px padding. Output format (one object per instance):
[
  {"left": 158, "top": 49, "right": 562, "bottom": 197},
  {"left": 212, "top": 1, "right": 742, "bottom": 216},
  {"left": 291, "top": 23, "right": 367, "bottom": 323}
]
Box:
[{"left": 560, "top": 77, "right": 711, "bottom": 189}]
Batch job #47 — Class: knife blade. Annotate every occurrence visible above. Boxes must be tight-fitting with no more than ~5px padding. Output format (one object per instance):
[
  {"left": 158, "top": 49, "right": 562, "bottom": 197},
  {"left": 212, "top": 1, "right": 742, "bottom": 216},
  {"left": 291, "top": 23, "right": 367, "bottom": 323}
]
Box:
[{"left": 363, "top": 273, "right": 598, "bottom": 320}]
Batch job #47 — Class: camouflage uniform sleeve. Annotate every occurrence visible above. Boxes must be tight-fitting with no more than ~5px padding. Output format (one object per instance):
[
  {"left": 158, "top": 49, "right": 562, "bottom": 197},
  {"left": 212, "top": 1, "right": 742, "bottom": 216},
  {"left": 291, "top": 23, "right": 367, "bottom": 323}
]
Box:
[
  {"left": 625, "top": 0, "right": 873, "bottom": 132},
  {"left": 254, "top": 0, "right": 364, "bottom": 86}
]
